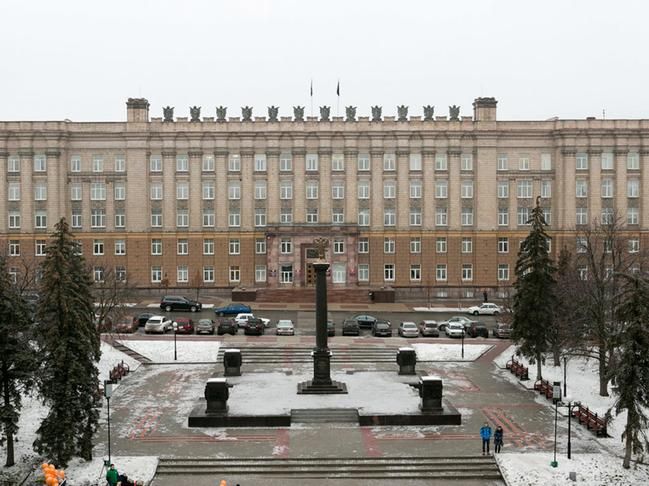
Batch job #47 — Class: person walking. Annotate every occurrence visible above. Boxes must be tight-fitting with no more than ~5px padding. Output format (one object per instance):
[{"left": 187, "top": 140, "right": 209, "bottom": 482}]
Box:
[
  {"left": 494, "top": 425, "right": 504, "bottom": 453},
  {"left": 106, "top": 464, "right": 119, "bottom": 486},
  {"left": 480, "top": 422, "right": 492, "bottom": 455}
]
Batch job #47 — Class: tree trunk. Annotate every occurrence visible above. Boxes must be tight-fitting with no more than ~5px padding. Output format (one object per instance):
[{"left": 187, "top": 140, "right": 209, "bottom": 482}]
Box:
[
  {"left": 552, "top": 347, "right": 561, "bottom": 367},
  {"left": 598, "top": 344, "right": 609, "bottom": 396},
  {"left": 623, "top": 407, "right": 636, "bottom": 469},
  {"left": 2, "top": 369, "right": 14, "bottom": 467},
  {"left": 536, "top": 353, "right": 543, "bottom": 381}
]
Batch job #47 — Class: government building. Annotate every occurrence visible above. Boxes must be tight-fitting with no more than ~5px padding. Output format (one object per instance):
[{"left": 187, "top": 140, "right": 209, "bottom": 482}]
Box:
[{"left": 1, "top": 97, "right": 648, "bottom": 301}]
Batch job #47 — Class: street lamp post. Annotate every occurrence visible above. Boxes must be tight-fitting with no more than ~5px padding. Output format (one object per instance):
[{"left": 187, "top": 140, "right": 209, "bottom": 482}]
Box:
[
  {"left": 103, "top": 380, "right": 114, "bottom": 465},
  {"left": 461, "top": 328, "right": 465, "bottom": 359},
  {"left": 563, "top": 356, "right": 568, "bottom": 398},
  {"left": 172, "top": 322, "right": 178, "bottom": 361},
  {"left": 567, "top": 401, "right": 572, "bottom": 459},
  {"left": 551, "top": 381, "right": 562, "bottom": 468}
]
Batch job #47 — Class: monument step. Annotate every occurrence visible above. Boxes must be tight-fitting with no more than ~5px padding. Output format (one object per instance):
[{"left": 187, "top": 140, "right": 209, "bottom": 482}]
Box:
[
  {"left": 218, "top": 345, "right": 399, "bottom": 364},
  {"left": 291, "top": 408, "right": 359, "bottom": 423},
  {"left": 156, "top": 456, "right": 502, "bottom": 480}
]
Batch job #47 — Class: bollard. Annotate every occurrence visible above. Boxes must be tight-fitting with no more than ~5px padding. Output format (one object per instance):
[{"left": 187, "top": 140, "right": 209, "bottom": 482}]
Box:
[
  {"left": 419, "top": 376, "right": 444, "bottom": 413},
  {"left": 396, "top": 347, "right": 417, "bottom": 375},
  {"left": 223, "top": 349, "right": 242, "bottom": 376}
]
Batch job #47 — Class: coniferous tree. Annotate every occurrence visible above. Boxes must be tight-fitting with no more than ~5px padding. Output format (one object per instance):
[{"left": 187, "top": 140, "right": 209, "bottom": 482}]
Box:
[
  {"left": 0, "top": 256, "right": 38, "bottom": 466},
  {"left": 511, "top": 197, "right": 557, "bottom": 380},
  {"left": 33, "top": 219, "right": 100, "bottom": 467},
  {"left": 611, "top": 273, "right": 649, "bottom": 469}
]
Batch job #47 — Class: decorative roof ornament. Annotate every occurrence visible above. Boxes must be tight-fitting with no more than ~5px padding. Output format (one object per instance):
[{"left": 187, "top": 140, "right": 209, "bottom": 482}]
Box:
[
  {"left": 320, "top": 106, "right": 331, "bottom": 121},
  {"left": 216, "top": 106, "right": 227, "bottom": 122},
  {"left": 190, "top": 106, "right": 201, "bottom": 122},
  {"left": 423, "top": 105, "right": 435, "bottom": 121},
  {"left": 293, "top": 106, "right": 305, "bottom": 122},
  {"left": 371, "top": 106, "right": 382, "bottom": 122},
  {"left": 345, "top": 106, "right": 356, "bottom": 122},
  {"left": 397, "top": 105, "right": 409, "bottom": 122},
  {"left": 241, "top": 106, "right": 253, "bottom": 122},
  {"left": 449, "top": 105, "right": 460, "bottom": 121},
  {"left": 268, "top": 106, "right": 279, "bottom": 122},
  {"left": 162, "top": 106, "right": 174, "bottom": 122}
]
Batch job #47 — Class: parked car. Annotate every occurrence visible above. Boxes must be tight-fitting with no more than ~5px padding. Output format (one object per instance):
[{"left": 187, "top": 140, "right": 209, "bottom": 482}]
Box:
[
  {"left": 342, "top": 319, "right": 360, "bottom": 336},
  {"left": 135, "top": 312, "right": 155, "bottom": 326},
  {"left": 398, "top": 321, "right": 419, "bottom": 338},
  {"left": 372, "top": 320, "right": 392, "bottom": 337},
  {"left": 418, "top": 320, "right": 440, "bottom": 337},
  {"left": 197, "top": 318, "right": 216, "bottom": 335},
  {"left": 160, "top": 295, "right": 202, "bottom": 312},
  {"left": 234, "top": 313, "right": 271, "bottom": 328},
  {"left": 144, "top": 315, "right": 173, "bottom": 334},
  {"left": 174, "top": 317, "right": 195, "bottom": 334},
  {"left": 216, "top": 318, "right": 237, "bottom": 336},
  {"left": 493, "top": 322, "right": 511, "bottom": 339},
  {"left": 467, "top": 303, "right": 502, "bottom": 316},
  {"left": 466, "top": 322, "right": 489, "bottom": 338},
  {"left": 244, "top": 318, "right": 265, "bottom": 335},
  {"left": 114, "top": 315, "right": 138, "bottom": 333},
  {"left": 214, "top": 303, "right": 252, "bottom": 316},
  {"left": 276, "top": 319, "right": 295, "bottom": 336},
  {"left": 445, "top": 322, "right": 466, "bottom": 338},
  {"left": 350, "top": 314, "right": 378, "bottom": 329},
  {"left": 439, "top": 315, "right": 477, "bottom": 332},
  {"left": 327, "top": 319, "right": 336, "bottom": 336}
]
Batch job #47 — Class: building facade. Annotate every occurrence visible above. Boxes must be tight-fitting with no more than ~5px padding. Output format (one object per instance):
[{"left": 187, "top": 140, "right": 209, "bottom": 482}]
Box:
[{"left": 1, "top": 97, "right": 648, "bottom": 298}]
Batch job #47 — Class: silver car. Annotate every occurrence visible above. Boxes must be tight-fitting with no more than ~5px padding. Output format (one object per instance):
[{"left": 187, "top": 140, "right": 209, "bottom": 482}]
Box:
[
  {"left": 398, "top": 321, "right": 419, "bottom": 338},
  {"left": 446, "top": 322, "right": 466, "bottom": 338},
  {"left": 196, "top": 318, "right": 215, "bottom": 335},
  {"left": 276, "top": 319, "right": 295, "bottom": 336},
  {"left": 144, "top": 315, "right": 172, "bottom": 334}
]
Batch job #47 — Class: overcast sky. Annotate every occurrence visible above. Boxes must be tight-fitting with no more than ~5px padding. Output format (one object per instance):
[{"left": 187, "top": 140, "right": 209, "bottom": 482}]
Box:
[{"left": 1, "top": 0, "right": 648, "bottom": 122}]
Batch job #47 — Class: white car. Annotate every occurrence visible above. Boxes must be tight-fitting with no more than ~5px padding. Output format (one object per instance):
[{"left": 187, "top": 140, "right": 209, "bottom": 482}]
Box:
[
  {"left": 446, "top": 322, "right": 466, "bottom": 338},
  {"left": 276, "top": 319, "right": 295, "bottom": 336},
  {"left": 234, "top": 313, "right": 271, "bottom": 328},
  {"left": 398, "top": 321, "right": 419, "bottom": 338},
  {"left": 144, "top": 315, "right": 173, "bottom": 334},
  {"left": 467, "top": 303, "right": 502, "bottom": 316}
]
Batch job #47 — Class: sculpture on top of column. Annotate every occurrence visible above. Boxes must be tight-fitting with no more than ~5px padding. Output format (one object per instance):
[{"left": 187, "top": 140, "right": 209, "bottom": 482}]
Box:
[
  {"left": 449, "top": 105, "right": 460, "bottom": 121},
  {"left": 163, "top": 106, "right": 174, "bottom": 122},
  {"left": 423, "top": 105, "right": 435, "bottom": 121},
  {"left": 216, "top": 106, "right": 227, "bottom": 122},
  {"left": 268, "top": 106, "right": 279, "bottom": 122},
  {"left": 320, "top": 106, "right": 331, "bottom": 121},
  {"left": 293, "top": 106, "right": 305, "bottom": 122},
  {"left": 397, "top": 105, "right": 409, "bottom": 121},
  {"left": 190, "top": 106, "right": 201, "bottom": 122},
  {"left": 371, "top": 106, "right": 382, "bottom": 122},
  {"left": 241, "top": 106, "right": 253, "bottom": 121},
  {"left": 345, "top": 106, "right": 357, "bottom": 122}
]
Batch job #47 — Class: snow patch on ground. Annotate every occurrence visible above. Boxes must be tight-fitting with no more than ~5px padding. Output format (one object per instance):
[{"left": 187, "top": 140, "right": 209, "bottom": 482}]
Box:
[
  {"left": 64, "top": 455, "right": 158, "bottom": 486},
  {"left": 412, "top": 343, "right": 491, "bottom": 361},
  {"left": 413, "top": 307, "right": 470, "bottom": 312},
  {"left": 117, "top": 338, "right": 221, "bottom": 362}
]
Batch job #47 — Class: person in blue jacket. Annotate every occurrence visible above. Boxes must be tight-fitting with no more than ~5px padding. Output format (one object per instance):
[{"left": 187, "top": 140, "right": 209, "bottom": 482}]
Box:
[{"left": 480, "top": 422, "right": 493, "bottom": 455}]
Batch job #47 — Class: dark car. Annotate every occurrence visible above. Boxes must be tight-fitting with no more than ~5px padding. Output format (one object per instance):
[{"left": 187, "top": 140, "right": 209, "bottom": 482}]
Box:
[
  {"left": 493, "top": 322, "right": 511, "bottom": 339},
  {"left": 215, "top": 302, "right": 252, "bottom": 316},
  {"left": 342, "top": 319, "right": 360, "bottom": 336},
  {"left": 244, "top": 318, "right": 265, "bottom": 335},
  {"left": 136, "top": 312, "right": 155, "bottom": 326},
  {"left": 196, "top": 318, "right": 216, "bottom": 335},
  {"left": 327, "top": 319, "right": 335, "bottom": 336},
  {"left": 174, "top": 317, "right": 195, "bottom": 334},
  {"left": 114, "top": 315, "right": 138, "bottom": 333},
  {"left": 419, "top": 320, "right": 440, "bottom": 337},
  {"left": 217, "top": 318, "right": 238, "bottom": 336},
  {"left": 160, "top": 295, "right": 202, "bottom": 312},
  {"left": 372, "top": 320, "right": 392, "bottom": 337},
  {"left": 466, "top": 322, "right": 489, "bottom": 338},
  {"left": 351, "top": 314, "right": 378, "bottom": 329}
]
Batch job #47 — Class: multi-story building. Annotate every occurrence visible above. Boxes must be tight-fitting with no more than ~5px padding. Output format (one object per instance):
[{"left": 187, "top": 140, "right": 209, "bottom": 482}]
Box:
[{"left": 1, "top": 97, "right": 648, "bottom": 299}]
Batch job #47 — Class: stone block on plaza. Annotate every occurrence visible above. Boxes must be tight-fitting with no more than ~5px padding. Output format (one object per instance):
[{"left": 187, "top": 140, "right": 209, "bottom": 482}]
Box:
[{"left": 397, "top": 347, "right": 417, "bottom": 375}]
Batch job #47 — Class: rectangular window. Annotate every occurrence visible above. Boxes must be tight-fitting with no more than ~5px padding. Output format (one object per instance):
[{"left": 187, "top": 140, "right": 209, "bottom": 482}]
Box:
[
  {"left": 34, "top": 211, "right": 47, "bottom": 229},
  {"left": 306, "top": 153, "right": 318, "bottom": 171},
  {"left": 176, "top": 182, "right": 189, "bottom": 200},
  {"left": 383, "top": 153, "right": 395, "bottom": 171},
  {"left": 8, "top": 183, "right": 20, "bottom": 201},
  {"left": 629, "top": 239, "right": 640, "bottom": 254},
  {"left": 358, "top": 153, "right": 370, "bottom": 171},
  {"left": 280, "top": 153, "right": 292, "bottom": 172},
  {"left": 332, "top": 209, "right": 344, "bottom": 223},
  {"left": 462, "top": 264, "right": 473, "bottom": 281},
  {"left": 279, "top": 265, "right": 292, "bottom": 284},
  {"left": 151, "top": 266, "right": 162, "bottom": 283},
  {"left": 576, "top": 207, "right": 588, "bottom": 225},
  {"left": 332, "top": 263, "right": 346, "bottom": 284},
  {"left": 409, "top": 180, "right": 422, "bottom": 198},
  {"left": 150, "top": 155, "right": 162, "bottom": 172},
  {"left": 498, "top": 208, "right": 509, "bottom": 226},
  {"left": 111, "top": 183, "right": 126, "bottom": 201},
  {"left": 436, "top": 237, "right": 447, "bottom": 254},
  {"left": 70, "top": 156, "right": 81, "bottom": 172},
  {"left": 202, "top": 181, "right": 215, "bottom": 199},
  {"left": 229, "top": 211, "right": 240, "bottom": 227},
  {"left": 177, "top": 265, "right": 189, "bottom": 283},
  {"left": 8, "top": 212, "right": 20, "bottom": 229},
  {"left": 229, "top": 154, "right": 241, "bottom": 172},
  {"left": 306, "top": 181, "right": 319, "bottom": 199},
  {"left": 435, "top": 153, "right": 447, "bottom": 171},
  {"left": 517, "top": 207, "right": 530, "bottom": 225},
  {"left": 229, "top": 239, "right": 240, "bottom": 255},
  {"left": 114, "top": 239, "right": 126, "bottom": 256},
  {"left": 436, "top": 264, "right": 447, "bottom": 281},
  {"left": 576, "top": 237, "right": 588, "bottom": 254},
  {"left": 358, "top": 209, "right": 370, "bottom": 226},
  {"left": 280, "top": 238, "right": 293, "bottom": 254},
  {"left": 332, "top": 182, "right": 345, "bottom": 199},
  {"left": 541, "top": 153, "right": 552, "bottom": 170},
  {"left": 576, "top": 179, "right": 588, "bottom": 198},
  {"left": 35, "top": 239, "right": 46, "bottom": 256},
  {"left": 255, "top": 238, "right": 266, "bottom": 254},
  {"left": 94, "top": 266, "right": 105, "bottom": 282},
  {"left": 32, "top": 154, "right": 46, "bottom": 172},
  {"left": 115, "top": 155, "right": 126, "bottom": 172},
  {"left": 176, "top": 209, "right": 189, "bottom": 227},
  {"left": 461, "top": 180, "right": 474, "bottom": 198},
  {"left": 90, "top": 183, "right": 106, "bottom": 200},
  {"left": 8, "top": 156, "right": 20, "bottom": 173},
  {"left": 543, "top": 208, "right": 552, "bottom": 225},
  {"left": 333, "top": 239, "right": 345, "bottom": 254},
  {"left": 90, "top": 209, "right": 105, "bottom": 228},
  {"left": 409, "top": 153, "right": 422, "bottom": 171},
  {"left": 498, "top": 237, "right": 509, "bottom": 253},
  {"left": 93, "top": 240, "right": 104, "bottom": 255},
  {"left": 601, "top": 152, "right": 614, "bottom": 170},
  {"left": 358, "top": 238, "right": 369, "bottom": 253},
  {"left": 69, "top": 184, "right": 82, "bottom": 201},
  {"left": 176, "top": 154, "right": 189, "bottom": 172},
  {"left": 150, "top": 183, "right": 163, "bottom": 200},
  {"left": 384, "top": 238, "right": 395, "bottom": 254},
  {"left": 462, "top": 237, "right": 473, "bottom": 253},
  {"left": 435, "top": 180, "right": 448, "bottom": 198},
  {"left": 384, "top": 264, "right": 395, "bottom": 282},
  {"left": 628, "top": 179, "right": 640, "bottom": 198},
  {"left": 435, "top": 207, "right": 448, "bottom": 226},
  {"left": 280, "top": 208, "right": 293, "bottom": 223},
  {"left": 203, "top": 239, "right": 215, "bottom": 255},
  {"left": 255, "top": 208, "right": 266, "bottom": 227},
  {"left": 255, "top": 265, "right": 266, "bottom": 283},
  {"left": 306, "top": 208, "right": 318, "bottom": 223},
  {"left": 115, "top": 209, "right": 125, "bottom": 228},
  {"left": 332, "top": 154, "right": 345, "bottom": 171},
  {"left": 498, "top": 264, "right": 510, "bottom": 281},
  {"left": 497, "top": 154, "right": 508, "bottom": 171},
  {"left": 151, "top": 208, "right": 162, "bottom": 227},
  {"left": 202, "top": 155, "right": 215, "bottom": 172},
  {"left": 358, "top": 264, "right": 369, "bottom": 282},
  {"left": 409, "top": 209, "right": 422, "bottom": 226},
  {"left": 497, "top": 180, "right": 509, "bottom": 199},
  {"left": 541, "top": 180, "right": 552, "bottom": 198},
  {"left": 461, "top": 153, "right": 473, "bottom": 171},
  {"left": 384, "top": 209, "right": 396, "bottom": 226},
  {"left": 517, "top": 180, "right": 532, "bottom": 198},
  {"left": 177, "top": 239, "right": 189, "bottom": 255},
  {"left": 203, "top": 266, "right": 215, "bottom": 283},
  {"left": 255, "top": 181, "right": 267, "bottom": 200},
  {"left": 92, "top": 156, "right": 103, "bottom": 173},
  {"left": 9, "top": 240, "right": 20, "bottom": 256},
  {"left": 461, "top": 207, "right": 474, "bottom": 226},
  {"left": 601, "top": 178, "right": 614, "bottom": 198},
  {"left": 280, "top": 181, "right": 293, "bottom": 200},
  {"left": 410, "top": 237, "right": 421, "bottom": 254},
  {"left": 628, "top": 207, "right": 639, "bottom": 225},
  {"left": 601, "top": 207, "right": 614, "bottom": 224},
  {"left": 576, "top": 153, "right": 588, "bottom": 170},
  {"left": 71, "top": 210, "right": 81, "bottom": 229},
  {"left": 383, "top": 181, "right": 396, "bottom": 199},
  {"left": 628, "top": 152, "right": 640, "bottom": 170},
  {"left": 254, "top": 153, "right": 267, "bottom": 172},
  {"left": 410, "top": 264, "right": 421, "bottom": 281},
  {"left": 357, "top": 181, "right": 370, "bottom": 199},
  {"left": 519, "top": 155, "right": 530, "bottom": 170},
  {"left": 228, "top": 182, "right": 241, "bottom": 200},
  {"left": 151, "top": 239, "right": 162, "bottom": 255}
]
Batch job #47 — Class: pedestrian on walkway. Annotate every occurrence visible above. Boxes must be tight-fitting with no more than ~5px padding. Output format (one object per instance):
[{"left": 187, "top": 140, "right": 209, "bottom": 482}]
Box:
[
  {"left": 106, "top": 464, "right": 119, "bottom": 486},
  {"left": 494, "top": 425, "right": 504, "bottom": 453},
  {"left": 480, "top": 422, "right": 492, "bottom": 455}
]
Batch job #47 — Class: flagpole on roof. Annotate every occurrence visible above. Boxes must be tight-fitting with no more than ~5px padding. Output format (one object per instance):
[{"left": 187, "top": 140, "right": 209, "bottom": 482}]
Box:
[
  {"left": 310, "top": 79, "right": 313, "bottom": 117},
  {"left": 336, "top": 79, "right": 340, "bottom": 117}
]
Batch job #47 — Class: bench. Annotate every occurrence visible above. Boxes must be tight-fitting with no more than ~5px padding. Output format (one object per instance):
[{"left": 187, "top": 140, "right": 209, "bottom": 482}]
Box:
[
  {"left": 571, "top": 403, "right": 608, "bottom": 437},
  {"left": 534, "top": 378, "right": 553, "bottom": 400},
  {"left": 506, "top": 357, "right": 529, "bottom": 381},
  {"left": 109, "top": 360, "right": 130, "bottom": 382}
]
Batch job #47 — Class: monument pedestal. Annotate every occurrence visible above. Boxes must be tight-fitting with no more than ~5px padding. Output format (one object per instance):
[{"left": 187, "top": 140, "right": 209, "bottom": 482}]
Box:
[{"left": 297, "top": 350, "right": 348, "bottom": 394}]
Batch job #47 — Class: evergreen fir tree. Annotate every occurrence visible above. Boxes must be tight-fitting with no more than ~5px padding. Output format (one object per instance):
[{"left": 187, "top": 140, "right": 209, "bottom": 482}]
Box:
[
  {"left": 33, "top": 218, "right": 100, "bottom": 467},
  {"left": 0, "top": 256, "right": 38, "bottom": 466},
  {"left": 511, "top": 197, "right": 556, "bottom": 380},
  {"left": 611, "top": 273, "right": 649, "bottom": 469}
]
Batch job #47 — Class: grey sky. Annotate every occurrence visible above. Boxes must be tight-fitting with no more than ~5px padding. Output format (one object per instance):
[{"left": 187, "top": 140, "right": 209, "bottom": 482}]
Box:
[{"left": 1, "top": 0, "right": 647, "bottom": 121}]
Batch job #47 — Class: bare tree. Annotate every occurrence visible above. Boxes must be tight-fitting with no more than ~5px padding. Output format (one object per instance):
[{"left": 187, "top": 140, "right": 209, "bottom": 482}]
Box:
[{"left": 90, "top": 264, "right": 136, "bottom": 331}]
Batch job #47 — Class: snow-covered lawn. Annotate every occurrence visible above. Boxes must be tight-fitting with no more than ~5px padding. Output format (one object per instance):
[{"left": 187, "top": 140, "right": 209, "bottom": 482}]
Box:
[
  {"left": 413, "top": 306, "right": 470, "bottom": 312},
  {"left": 117, "top": 338, "right": 221, "bottom": 362},
  {"left": 497, "top": 452, "right": 649, "bottom": 486},
  {"left": 65, "top": 456, "right": 158, "bottom": 486},
  {"left": 412, "top": 343, "right": 492, "bottom": 361}
]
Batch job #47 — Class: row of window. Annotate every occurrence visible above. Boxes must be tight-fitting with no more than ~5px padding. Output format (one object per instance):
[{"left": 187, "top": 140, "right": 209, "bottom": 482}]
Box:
[{"left": 574, "top": 152, "right": 641, "bottom": 171}]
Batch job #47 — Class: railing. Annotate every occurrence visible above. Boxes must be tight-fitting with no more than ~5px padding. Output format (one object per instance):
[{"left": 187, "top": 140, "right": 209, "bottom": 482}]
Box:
[{"left": 571, "top": 402, "right": 608, "bottom": 437}]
